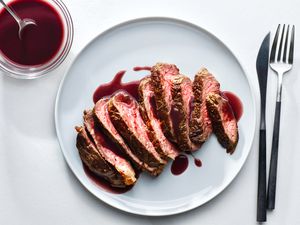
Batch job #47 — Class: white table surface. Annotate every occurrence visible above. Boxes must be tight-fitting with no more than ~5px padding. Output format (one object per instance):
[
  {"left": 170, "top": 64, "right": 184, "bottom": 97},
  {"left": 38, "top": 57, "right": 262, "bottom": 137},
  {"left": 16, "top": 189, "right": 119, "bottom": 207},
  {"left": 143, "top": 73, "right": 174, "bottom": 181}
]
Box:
[{"left": 1, "top": 0, "right": 300, "bottom": 224}]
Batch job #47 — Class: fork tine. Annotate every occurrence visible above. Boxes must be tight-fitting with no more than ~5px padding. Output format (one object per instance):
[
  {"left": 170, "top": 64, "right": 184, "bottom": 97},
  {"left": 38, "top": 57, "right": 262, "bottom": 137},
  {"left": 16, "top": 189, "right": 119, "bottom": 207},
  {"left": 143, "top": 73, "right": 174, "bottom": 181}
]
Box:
[
  {"left": 270, "top": 24, "right": 281, "bottom": 63},
  {"left": 277, "top": 24, "right": 285, "bottom": 61},
  {"left": 283, "top": 25, "right": 290, "bottom": 62},
  {"left": 288, "top": 25, "right": 295, "bottom": 64}
]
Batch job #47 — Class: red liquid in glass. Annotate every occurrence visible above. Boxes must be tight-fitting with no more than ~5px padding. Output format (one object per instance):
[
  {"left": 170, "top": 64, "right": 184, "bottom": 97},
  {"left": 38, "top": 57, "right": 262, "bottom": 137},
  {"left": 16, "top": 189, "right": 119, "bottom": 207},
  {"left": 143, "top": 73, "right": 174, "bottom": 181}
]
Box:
[{"left": 0, "top": 0, "right": 64, "bottom": 66}]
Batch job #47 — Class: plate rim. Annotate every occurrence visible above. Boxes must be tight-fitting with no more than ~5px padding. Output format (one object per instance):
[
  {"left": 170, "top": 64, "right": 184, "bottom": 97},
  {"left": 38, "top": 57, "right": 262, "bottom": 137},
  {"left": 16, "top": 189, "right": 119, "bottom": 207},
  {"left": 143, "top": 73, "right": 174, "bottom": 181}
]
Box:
[{"left": 54, "top": 16, "right": 257, "bottom": 216}]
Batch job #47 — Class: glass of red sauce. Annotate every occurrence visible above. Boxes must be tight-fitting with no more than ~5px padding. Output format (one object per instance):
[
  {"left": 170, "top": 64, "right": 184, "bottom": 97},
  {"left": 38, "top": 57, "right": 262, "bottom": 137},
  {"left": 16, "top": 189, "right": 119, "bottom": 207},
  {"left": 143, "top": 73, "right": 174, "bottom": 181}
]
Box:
[{"left": 0, "top": 0, "right": 73, "bottom": 79}]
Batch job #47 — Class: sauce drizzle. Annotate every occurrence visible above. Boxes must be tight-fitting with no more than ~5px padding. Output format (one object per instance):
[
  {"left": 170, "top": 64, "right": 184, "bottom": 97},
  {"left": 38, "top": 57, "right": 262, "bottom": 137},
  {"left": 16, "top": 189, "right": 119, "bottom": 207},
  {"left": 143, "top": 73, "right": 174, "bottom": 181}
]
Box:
[
  {"left": 171, "top": 154, "right": 189, "bottom": 175},
  {"left": 93, "top": 70, "right": 140, "bottom": 103},
  {"left": 133, "top": 66, "right": 151, "bottom": 71},
  {"left": 222, "top": 91, "right": 243, "bottom": 121}
]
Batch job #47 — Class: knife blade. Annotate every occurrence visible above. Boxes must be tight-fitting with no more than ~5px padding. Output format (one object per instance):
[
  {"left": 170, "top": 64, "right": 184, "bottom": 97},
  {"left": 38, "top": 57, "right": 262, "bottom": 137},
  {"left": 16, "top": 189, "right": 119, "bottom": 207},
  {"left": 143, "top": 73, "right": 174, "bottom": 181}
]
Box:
[{"left": 256, "top": 33, "right": 270, "bottom": 222}]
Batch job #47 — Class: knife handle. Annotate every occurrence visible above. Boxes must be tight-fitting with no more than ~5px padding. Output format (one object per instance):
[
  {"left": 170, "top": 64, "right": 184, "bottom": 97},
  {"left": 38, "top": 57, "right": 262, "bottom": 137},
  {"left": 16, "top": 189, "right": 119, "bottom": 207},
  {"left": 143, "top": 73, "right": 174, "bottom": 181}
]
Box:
[
  {"left": 267, "top": 101, "right": 281, "bottom": 210},
  {"left": 257, "top": 128, "right": 267, "bottom": 222}
]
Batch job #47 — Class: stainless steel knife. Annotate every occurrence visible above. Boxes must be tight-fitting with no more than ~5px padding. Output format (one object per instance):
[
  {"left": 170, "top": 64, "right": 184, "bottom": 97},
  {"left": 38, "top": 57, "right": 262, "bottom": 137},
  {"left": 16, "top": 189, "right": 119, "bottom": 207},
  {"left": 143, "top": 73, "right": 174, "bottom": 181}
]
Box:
[{"left": 256, "top": 33, "right": 270, "bottom": 222}]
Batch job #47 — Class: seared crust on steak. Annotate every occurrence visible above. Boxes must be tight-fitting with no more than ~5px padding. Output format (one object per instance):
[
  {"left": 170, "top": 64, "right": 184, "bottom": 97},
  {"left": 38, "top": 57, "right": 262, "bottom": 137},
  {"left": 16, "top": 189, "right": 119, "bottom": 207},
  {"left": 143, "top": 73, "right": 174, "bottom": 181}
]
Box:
[
  {"left": 151, "top": 63, "right": 179, "bottom": 142},
  {"left": 83, "top": 110, "right": 136, "bottom": 186},
  {"left": 108, "top": 91, "right": 166, "bottom": 176},
  {"left": 206, "top": 93, "right": 239, "bottom": 154},
  {"left": 94, "top": 98, "right": 156, "bottom": 172},
  {"left": 75, "top": 126, "right": 127, "bottom": 188},
  {"left": 75, "top": 63, "right": 240, "bottom": 189},
  {"left": 171, "top": 74, "right": 198, "bottom": 151},
  {"left": 190, "top": 68, "right": 220, "bottom": 145},
  {"left": 138, "top": 77, "right": 180, "bottom": 159}
]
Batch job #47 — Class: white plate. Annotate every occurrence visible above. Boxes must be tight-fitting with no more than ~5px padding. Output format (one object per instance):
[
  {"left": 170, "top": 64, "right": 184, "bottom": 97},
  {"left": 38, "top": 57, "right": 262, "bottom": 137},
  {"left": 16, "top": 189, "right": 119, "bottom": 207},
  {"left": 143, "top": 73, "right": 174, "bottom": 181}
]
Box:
[{"left": 55, "top": 17, "right": 256, "bottom": 216}]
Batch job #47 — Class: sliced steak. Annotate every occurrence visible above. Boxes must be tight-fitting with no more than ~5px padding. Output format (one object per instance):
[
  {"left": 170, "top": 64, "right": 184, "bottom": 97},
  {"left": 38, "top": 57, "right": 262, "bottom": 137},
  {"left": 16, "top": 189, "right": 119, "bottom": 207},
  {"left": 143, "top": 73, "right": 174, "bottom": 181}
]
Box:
[
  {"left": 190, "top": 68, "right": 220, "bottom": 145},
  {"left": 108, "top": 91, "right": 166, "bottom": 176},
  {"left": 94, "top": 98, "right": 157, "bottom": 173},
  {"left": 75, "top": 126, "right": 126, "bottom": 188},
  {"left": 206, "top": 93, "right": 239, "bottom": 154},
  {"left": 138, "top": 77, "right": 180, "bottom": 160},
  {"left": 151, "top": 63, "right": 179, "bottom": 142},
  {"left": 171, "top": 74, "right": 199, "bottom": 151},
  {"left": 83, "top": 110, "right": 136, "bottom": 186}
]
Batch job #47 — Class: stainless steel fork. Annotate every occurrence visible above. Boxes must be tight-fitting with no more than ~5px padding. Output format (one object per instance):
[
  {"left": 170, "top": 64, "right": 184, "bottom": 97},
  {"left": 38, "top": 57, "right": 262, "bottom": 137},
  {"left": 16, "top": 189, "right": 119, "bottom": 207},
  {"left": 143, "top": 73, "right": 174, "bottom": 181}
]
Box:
[{"left": 267, "top": 24, "right": 295, "bottom": 210}]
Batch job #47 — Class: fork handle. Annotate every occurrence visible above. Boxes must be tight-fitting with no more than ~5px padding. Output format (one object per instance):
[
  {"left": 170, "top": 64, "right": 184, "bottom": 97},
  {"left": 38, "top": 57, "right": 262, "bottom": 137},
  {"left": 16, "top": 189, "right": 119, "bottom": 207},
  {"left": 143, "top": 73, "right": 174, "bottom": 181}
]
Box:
[{"left": 267, "top": 101, "right": 281, "bottom": 210}]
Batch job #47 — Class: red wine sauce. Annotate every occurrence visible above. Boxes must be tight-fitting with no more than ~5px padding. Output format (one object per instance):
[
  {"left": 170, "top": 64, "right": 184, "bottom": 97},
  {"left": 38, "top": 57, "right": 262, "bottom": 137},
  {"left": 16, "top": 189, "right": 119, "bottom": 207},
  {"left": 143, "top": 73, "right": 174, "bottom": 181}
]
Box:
[
  {"left": 0, "top": 0, "right": 64, "bottom": 66},
  {"left": 133, "top": 66, "right": 151, "bottom": 71},
  {"left": 171, "top": 154, "right": 189, "bottom": 175},
  {"left": 93, "top": 70, "right": 140, "bottom": 103},
  {"left": 186, "top": 151, "right": 202, "bottom": 168},
  {"left": 194, "top": 158, "right": 202, "bottom": 167},
  {"left": 222, "top": 91, "right": 243, "bottom": 121}
]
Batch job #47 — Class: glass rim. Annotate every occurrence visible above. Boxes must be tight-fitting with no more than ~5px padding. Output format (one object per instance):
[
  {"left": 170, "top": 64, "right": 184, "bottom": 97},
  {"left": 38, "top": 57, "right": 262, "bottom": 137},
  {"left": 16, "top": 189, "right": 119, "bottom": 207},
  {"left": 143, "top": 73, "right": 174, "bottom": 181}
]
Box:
[{"left": 0, "top": 0, "right": 74, "bottom": 79}]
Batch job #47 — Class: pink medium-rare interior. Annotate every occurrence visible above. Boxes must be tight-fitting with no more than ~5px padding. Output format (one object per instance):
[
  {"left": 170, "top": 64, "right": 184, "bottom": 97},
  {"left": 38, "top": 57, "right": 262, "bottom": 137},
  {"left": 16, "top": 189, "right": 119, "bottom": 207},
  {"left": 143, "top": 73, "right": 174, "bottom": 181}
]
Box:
[
  {"left": 142, "top": 80, "right": 179, "bottom": 159},
  {"left": 156, "top": 63, "right": 179, "bottom": 115},
  {"left": 219, "top": 97, "right": 237, "bottom": 142},
  {"left": 113, "top": 91, "right": 164, "bottom": 162},
  {"left": 94, "top": 98, "right": 146, "bottom": 169},
  {"left": 182, "top": 78, "right": 194, "bottom": 125},
  {"left": 200, "top": 74, "right": 221, "bottom": 138},
  {"left": 181, "top": 77, "right": 198, "bottom": 150},
  {"left": 84, "top": 110, "right": 135, "bottom": 177}
]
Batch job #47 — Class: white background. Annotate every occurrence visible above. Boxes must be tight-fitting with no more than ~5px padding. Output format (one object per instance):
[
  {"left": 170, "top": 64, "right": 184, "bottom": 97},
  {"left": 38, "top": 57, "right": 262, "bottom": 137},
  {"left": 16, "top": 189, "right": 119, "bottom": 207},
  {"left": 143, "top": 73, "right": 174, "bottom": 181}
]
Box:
[{"left": 1, "top": 0, "right": 300, "bottom": 224}]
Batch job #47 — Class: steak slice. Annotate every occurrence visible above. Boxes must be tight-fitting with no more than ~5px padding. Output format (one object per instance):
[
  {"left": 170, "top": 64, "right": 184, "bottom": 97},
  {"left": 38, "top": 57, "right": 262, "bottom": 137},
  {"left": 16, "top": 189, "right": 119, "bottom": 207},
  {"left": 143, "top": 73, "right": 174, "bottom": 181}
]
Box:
[
  {"left": 151, "top": 63, "right": 179, "bottom": 142},
  {"left": 75, "top": 126, "right": 126, "bottom": 188},
  {"left": 171, "top": 74, "right": 199, "bottom": 151},
  {"left": 138, "top": 77, "right": 180, "bottom": 160},
  {"left": 108, "top": 91, "right": 166, "bottom": 176},
  {"left": 83, "top": 110, "right": 136, "bottom": 186},
  {"left": 190, "top": 68, "right": 220, "bottom": 145},
  {"left": 94, "top": 98, "right": 157, "bottom": 173},
  {"left": 206, "top": 93, "right": 239, "bottom": 154}
]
